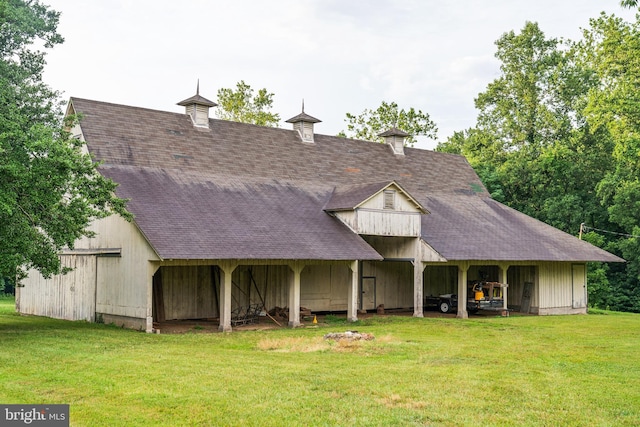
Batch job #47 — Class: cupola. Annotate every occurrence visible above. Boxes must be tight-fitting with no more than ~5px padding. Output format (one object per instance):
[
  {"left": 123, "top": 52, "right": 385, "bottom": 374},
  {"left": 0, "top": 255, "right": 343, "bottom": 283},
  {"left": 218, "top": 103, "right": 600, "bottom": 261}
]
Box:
[
  {"left": 379, "top": 127, "right": 409, "bottom": 155},
  {"left": 286, "top": 102, "right": 321, "bottom": 143},
  {"left": 177, "top": 82, "right": 217, "bottom": 129}
]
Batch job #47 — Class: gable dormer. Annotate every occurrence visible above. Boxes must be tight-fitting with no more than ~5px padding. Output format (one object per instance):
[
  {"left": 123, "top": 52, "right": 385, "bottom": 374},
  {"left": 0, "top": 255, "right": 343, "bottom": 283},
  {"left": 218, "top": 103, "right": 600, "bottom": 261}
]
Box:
[
  {"left": 324, "top": 181, "right": 427, "bottom": 237},
  {"left": 379, "top": 127, "right": 409, "bottom": 155},
  {"left": 177, "top": 83, "right": 217, "bottom": 129},
  {"left": 286, "top": 102, "right": 321, "bottom": 143}
]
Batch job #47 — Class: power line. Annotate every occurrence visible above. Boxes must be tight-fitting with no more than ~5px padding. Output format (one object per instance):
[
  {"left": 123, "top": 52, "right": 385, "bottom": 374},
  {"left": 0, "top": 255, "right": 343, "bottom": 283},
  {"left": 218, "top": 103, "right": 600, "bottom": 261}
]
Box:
[{"left": 581, "top": 224, "right": 640, "bottom": 239}]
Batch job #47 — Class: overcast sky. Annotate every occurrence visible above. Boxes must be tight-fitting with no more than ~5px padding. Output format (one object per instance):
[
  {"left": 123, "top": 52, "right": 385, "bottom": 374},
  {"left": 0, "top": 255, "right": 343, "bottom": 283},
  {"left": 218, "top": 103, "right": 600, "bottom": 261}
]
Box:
[{"left": 42, "top": 0, "right": 636, "bottom": 150}]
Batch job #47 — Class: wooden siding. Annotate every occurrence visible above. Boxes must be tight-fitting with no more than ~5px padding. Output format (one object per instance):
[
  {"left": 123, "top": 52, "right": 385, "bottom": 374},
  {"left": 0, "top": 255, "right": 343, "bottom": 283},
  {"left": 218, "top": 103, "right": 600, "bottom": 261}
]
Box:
[
  {"left": 158, "top": 266, "right": 217, "bottom": 320},
  {"left": 294, "top": 122, "right": 314, "bottom": 142},
  {"left": 424, "top": 265, "right": 458, "bottom": 297},
  {"left": 362, "top": 260, "right": 413, "bottom": 309},
  {"left": 19, "top": 213, "right": 160, "bottom": 329},
  {"left": 362, "top": 236, "right": 417, "bottom": 259},
  {"left": 419, "top": 240, "right": 447, "bottom": 262},
  {"left": 234, "top": 264, "right": 350, "bottom": 312},
  {"left": 506, "top": 265, "right": 537, "bottom": 312},
  {"left": 233, "top": 265, "right": 290, "bottom": 310},
  {"left": 91, "top": 215, "right": 159, "bottom": 322},
  {"left": 17, "top": 254, "right": 97, "bottom": 321},
  {"left": 195, "top": 104, "right": 209, "bottom": 127},
  {"left": 359, "top": 187, "right": 422, "bottom": 212},
  {"left": 334, "top": 184, "right": 423, "bottom": 237},
  {"left": 572, "top": 264, "right": 587, "bottom": 309},
  {"left": 335, "top": 209, "right": 422, "bottom": 236},
  {"left": 538, "top": 262, "right": 586, "bottom": 313},
  {"left": 300, "top": 265, "right": 351, "bottom": 311}
]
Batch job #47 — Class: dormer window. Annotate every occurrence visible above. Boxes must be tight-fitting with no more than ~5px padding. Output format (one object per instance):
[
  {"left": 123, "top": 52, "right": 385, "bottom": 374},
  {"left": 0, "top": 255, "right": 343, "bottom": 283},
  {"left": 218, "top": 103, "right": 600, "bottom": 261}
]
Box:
[{"left": 384, "top": 190, "right": 396, "bottom": 210}]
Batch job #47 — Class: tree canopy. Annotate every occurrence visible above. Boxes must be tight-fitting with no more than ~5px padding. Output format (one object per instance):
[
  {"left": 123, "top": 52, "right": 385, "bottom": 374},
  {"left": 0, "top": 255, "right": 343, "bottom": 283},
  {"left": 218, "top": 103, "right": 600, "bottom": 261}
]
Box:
[
  {"left": 0, "top": 0, "right": 129, "bottom": 280},
  {"left": 339, "top": 101, "right": 437, "bottom": 146},
  {"left": 437, "top": 15, "right": 640, "bottom": 312},
  {"left": 215, "top": 80, "right": 280, "bottom": 127}
]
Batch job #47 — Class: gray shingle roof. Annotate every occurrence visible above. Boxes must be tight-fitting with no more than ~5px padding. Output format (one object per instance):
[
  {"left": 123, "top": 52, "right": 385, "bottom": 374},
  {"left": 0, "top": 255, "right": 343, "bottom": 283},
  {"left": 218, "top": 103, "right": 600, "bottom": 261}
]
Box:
[
  {"left": 100, "top": 166, "right": 381, "bottom": 260},
  {"left": 71, "top": 97, "right": 623, "bottom": 263},
  {"left": 324, "top": 181, "right": 427, "bottom": 213}
]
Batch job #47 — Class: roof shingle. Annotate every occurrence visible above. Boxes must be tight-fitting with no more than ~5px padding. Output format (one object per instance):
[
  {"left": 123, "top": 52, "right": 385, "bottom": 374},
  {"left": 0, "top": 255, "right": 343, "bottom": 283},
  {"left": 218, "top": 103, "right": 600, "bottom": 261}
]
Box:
[{"left": 71, "top": 97, "right": 623, "bottom": 263}]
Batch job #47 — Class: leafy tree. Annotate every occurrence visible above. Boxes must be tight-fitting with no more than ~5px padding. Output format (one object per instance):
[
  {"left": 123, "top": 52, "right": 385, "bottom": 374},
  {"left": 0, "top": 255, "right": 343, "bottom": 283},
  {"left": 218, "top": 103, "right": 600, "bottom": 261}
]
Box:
[
  {"left": 339, "top": 101, "right": 437, "bottom": 146},
  {"left": 578, "top": 14, "right": 640, "bottom": 232},
  {"left": 215, "top": 80, "right": 280, "bottom": 127},
  {"left": 576, "top": 13, "right": 640, "bottom": 312},
  {"left": 436, "top": 21, "right": 635, "bottom": 310},
  {"left": 620, "top": 0, "right": 638, "bottom": 9},
  {"left": 0, "top": 0, "right": 129, "bottom": 280},
  {"left": 438, "top": 21, "right": 611, "bottom": 233}
]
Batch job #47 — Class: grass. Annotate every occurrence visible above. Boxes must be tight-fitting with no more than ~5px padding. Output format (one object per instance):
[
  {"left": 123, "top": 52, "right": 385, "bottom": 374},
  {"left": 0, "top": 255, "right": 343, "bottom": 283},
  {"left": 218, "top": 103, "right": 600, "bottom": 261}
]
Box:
[{"left": 0, "top": 299, "right": 638, "bottom": 426}]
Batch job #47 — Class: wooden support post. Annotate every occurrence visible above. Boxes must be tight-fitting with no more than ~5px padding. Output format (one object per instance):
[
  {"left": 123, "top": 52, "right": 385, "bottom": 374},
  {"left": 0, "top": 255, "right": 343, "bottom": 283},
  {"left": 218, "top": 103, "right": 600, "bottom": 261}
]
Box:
[
  {"left": 146, "top": 263, "right": 161, "bottom": 333},
  {"left": 347, "top": 261, "right": 359, "bottom": 322},
  {"left": 413, "top": 261, "right": 425, "bottom": 318},
  {"left": 457, "top": 262, "right": 469, "bottom": 319},
  {"left": 413, "top": 237, "right": 425, "bottom": 318},
  {"left": 218, "top": 261, "right": 237, "bottom": 332},
  {"left": 499, "top": 263, "right": 509, "bottom": 310},
  {"left": 288, "top": 262, "right": 304, "bottom": 328}
]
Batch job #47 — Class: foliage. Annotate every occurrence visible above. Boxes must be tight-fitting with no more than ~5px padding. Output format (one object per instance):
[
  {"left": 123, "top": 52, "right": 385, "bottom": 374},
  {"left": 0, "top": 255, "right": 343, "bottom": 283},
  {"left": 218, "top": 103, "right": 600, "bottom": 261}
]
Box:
[
  {"left": 339, "top": 100, "right": 437, "bottom": 146},
  {"left": 0, "top": 277, "right": 14, "bottom": 295},
  {"left": 1, "top": 299, "right": 639, "bottom": 425},
  {"left": 438, "top": 22, "right": 611, "bottom": 231},
  {"left": 0, "top": 0, "right": 130, "bottom": 280},
  {"left": 620, "top": 0, "right": 638, "bottom": 9},
  {"left": 215, "top": 80, "right": 280, "bottom": 127},
  {"left": 437, "top": 18, "right": 640, "bottom": 312},
  {"left": 576, "top": 13, "right": 640, "bottom": 312}
]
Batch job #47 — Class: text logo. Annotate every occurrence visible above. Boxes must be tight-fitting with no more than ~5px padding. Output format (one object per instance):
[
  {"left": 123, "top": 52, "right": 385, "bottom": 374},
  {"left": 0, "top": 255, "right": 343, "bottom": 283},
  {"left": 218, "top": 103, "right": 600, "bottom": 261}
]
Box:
[{"left": 1, "top": 405, "right": 69, "bottom": 426}]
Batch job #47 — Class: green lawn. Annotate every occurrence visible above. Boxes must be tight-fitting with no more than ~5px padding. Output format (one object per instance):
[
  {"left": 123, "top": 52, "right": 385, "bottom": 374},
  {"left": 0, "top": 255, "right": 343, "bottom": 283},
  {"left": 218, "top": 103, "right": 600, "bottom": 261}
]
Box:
[{"left": 0, "top": 298, "right": 638, "bottom": 426}]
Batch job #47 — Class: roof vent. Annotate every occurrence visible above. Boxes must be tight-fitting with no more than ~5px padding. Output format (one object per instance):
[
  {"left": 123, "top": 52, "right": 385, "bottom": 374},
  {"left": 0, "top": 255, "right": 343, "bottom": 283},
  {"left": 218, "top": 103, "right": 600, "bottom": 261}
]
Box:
[
  {"left": 379, "top": 127, "right": 409, "bottom": 155},
  {"left": 286, "top": 101, "right": 321, "bottom": 143},
  {"left": 177, "top": 81, "right": 217, "bottom": 129}
]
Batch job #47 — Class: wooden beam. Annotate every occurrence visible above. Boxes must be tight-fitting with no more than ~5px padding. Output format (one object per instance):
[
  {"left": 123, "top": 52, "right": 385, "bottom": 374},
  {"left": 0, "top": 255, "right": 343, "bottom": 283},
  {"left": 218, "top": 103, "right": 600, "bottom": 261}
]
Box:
[
  {"left": 347, "top": 261, "right": 359, "bottom": 322},
  {"left": 218, "top": 261, "right": 237, "bottom": 332},
  {"left": 413, "top": 260, "right": 426, "bottom": 318},
  {"left": 288, "top": 262, "right": 304, "bottom": 328},
  {"left": 499, "top": 263, "right": 509, "bottom": 310},
  {"left": 457, "top": 262, "right": 469, "bottom": 319},
  {"left": 413, "top": 237, "right": 425, "bottom": 317}
]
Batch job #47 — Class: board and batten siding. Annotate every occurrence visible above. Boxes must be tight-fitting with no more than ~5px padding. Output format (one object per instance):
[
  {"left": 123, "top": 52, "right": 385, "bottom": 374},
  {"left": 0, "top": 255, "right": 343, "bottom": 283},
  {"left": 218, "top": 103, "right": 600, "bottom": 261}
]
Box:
[
  {"left": 361, "top": 260, "right": 414, "bottom": 309},
  {"left": 538, "top": 262, "right": 587, "bottom": 314},
  {"left": 300, "top": 265, "right": 351, "bottom": 311},
  {"left": 333, "top": 186, "right": 423, "bottom": 237},
  {"left": 90, "top": 215, "right": 159, "bottom": 328},
  {"left": 424, "top": 265, "right": 461, "bottom": 297},
  {"left": 233, "top": 265, "right": 290, "bottom": 310},
  {"left": 362, "top": 235, "right": 418, "bottom": 259},
  {"left": 17, "top": 254, "right": 97, "bottom": 322},
  {"left": 157, "top": 266, "right": 217, "bottom": 320},
  {"left": 18, "top": 213, "right": 160, "bottom": 330},
  {"left": 337, "top": 209, "right": 422, "bottom": 237}
]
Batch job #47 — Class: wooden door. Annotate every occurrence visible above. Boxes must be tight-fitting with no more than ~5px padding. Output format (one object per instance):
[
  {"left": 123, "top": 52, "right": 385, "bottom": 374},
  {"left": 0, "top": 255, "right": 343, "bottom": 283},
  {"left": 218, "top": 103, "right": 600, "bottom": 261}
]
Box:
[
  {"left": 572, "top": 264, "right": 586, "bottom": 309},
  {"left": 361, "top": 277, "right": 376, "bottom": 311}
]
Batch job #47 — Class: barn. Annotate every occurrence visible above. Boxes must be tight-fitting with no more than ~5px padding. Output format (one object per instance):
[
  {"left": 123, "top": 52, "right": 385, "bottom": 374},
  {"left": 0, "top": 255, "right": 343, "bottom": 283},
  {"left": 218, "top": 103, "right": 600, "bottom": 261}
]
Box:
[{"left": 16, "top": 89, "right": 624, "bottom": 332}]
